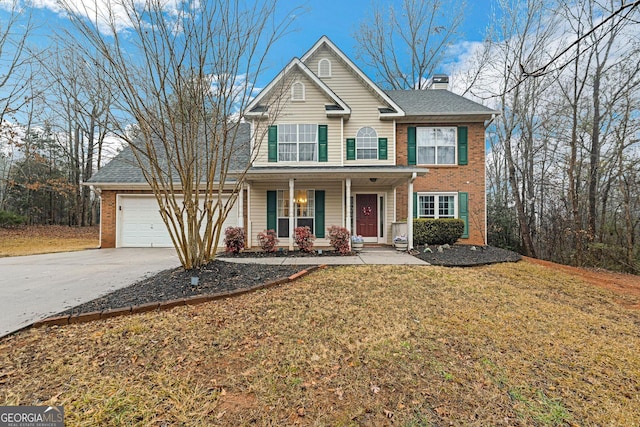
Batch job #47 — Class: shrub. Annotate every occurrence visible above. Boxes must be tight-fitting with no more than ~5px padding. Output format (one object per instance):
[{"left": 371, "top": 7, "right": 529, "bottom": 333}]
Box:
[
  {"left": 257, "top": 229, "right": 279, "bottom": 252},
  {"left": 328, "top": 225, "right": 351, "bottom": 255},
  {"left": 224, "top": 226, "right": 245, "bottom": 253},
  {"left": 413, "top": 219, "right": 464, "bottom": 246},
  {"left": 294, "top": 226, "right": 315, "bottom": 253},
  {"left": 0, "top": 210, "right": 27, "bottom": 228}
]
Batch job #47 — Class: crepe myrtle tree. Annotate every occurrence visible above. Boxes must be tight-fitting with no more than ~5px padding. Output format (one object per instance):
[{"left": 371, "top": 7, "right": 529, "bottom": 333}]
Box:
[{"left": 61, "top": 0, "right": 295, "bottom": 269}]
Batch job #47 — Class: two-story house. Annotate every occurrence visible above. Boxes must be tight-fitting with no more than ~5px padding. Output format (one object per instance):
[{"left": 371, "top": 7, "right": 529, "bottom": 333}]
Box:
[{"left": 88, "top": 36, "right": 496, "bottom": 250}]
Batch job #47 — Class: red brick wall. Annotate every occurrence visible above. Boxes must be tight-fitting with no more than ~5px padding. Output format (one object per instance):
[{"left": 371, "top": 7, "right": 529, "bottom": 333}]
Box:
[{"left": 396, "top": 122, "right": 487, "bottom": 245}]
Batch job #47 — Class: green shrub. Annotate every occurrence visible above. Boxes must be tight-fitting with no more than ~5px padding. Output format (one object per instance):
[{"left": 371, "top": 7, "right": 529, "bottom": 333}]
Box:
[
  {"left": 413, "top": 218, "right": 464, "bottom": 245},
  {"left": 0, "top": 210, "right": 27, "bottom": 228}
]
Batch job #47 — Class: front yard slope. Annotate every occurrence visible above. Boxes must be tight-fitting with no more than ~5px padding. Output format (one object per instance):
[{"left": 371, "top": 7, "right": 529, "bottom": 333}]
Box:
[{"left": 1, "top": 262, "right": 639, "bottom": 426}]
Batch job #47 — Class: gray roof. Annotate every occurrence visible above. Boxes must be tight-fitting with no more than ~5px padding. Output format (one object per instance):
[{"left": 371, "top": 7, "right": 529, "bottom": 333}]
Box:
[
  {"left": 385, "top": 89, "right": 498, "bottom": 116},
  {"left": 88, "top": 122, "right": 251, "bottom": 184}
]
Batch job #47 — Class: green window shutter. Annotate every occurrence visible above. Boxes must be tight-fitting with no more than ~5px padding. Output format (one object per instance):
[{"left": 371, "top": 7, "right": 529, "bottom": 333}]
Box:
[
  {"left": 459, "top": 192, "right": 469, "bottom": 238},
  {"left": 318, "top": 125, "right": 328, "bottom": 162},
  {"left": 378, "top": 137, "right": 388, "bottom": 160},
  {"left": 268, "top": 125, "right": 278, "bottom": 162},
  {"left": 413, "top": 192, "right": 418, "bottom": 219},
  {"left": 346, "top": 138, "right": 356, "bottom": 160},
  {"left": 315, "top": 190, "right": 325, "bottom": 238},
  {"left": 457, "top": 126, "right": 468, "bottom": 166},
  {"left": 267, "top": 191, "right": 277, "bottom": 231},
  {"left": 407, "top": 127, "right": 417, "bottom": 165}
]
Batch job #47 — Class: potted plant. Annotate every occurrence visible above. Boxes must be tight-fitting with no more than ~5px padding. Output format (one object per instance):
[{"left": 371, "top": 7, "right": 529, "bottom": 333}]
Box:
[
  {"left": 351, "top": 235, "right": 364, "bottom": 252},
  {"left": 393, "top": 234, "right": 408, "bottom": 251}
]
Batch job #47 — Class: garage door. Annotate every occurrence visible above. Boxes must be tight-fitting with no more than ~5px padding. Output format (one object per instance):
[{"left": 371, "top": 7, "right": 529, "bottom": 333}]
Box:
[{"left": 117, "top": 195, "right": 238, "bottom": 248}]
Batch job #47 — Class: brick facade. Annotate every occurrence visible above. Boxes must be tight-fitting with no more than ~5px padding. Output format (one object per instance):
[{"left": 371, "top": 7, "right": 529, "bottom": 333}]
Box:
[{"left": 395, "top": 122, "right": 486, "bottom": 245}]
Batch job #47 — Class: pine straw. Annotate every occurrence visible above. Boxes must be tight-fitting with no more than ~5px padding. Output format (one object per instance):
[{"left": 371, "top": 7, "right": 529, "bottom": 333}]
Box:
[
  {"left": 1, "top": 261, "right": 639, "bottom": 426},
  {"left": 0, "top": 225, "right": 99, "bottom": 257}
]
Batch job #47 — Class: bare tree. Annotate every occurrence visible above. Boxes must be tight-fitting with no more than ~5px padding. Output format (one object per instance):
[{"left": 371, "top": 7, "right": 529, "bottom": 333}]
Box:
[
  {"left": 354, "top": 0, "right": 465, "bottom": 89},
  {"left": 0, "top": 0, "right": 33, "bottom": 124},
  {"left": 61, "top": 0, "right": 293, "bottom": 269},
  {"left": 38, "top": 46, "right": 114, "bottom": 226}
]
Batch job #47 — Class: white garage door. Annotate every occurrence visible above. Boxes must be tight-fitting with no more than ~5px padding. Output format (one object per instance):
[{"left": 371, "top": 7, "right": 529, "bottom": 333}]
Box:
[{"left": 117, "top": 195, "right": 238, "bottom": 248}]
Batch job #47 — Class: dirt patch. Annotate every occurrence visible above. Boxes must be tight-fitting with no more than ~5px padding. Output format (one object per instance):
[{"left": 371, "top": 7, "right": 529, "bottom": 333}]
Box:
[{"left": 524, "top": 256, "right": 640, "bottom": 309}]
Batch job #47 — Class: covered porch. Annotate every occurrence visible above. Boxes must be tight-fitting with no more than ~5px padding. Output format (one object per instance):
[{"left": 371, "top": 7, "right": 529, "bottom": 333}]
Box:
[{"left": 242, "top": 166, "right": 427, "bottom": 250}]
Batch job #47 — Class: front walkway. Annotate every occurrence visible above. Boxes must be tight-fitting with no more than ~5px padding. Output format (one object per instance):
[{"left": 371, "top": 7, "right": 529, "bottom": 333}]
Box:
[{"left": 222, "top": 247, "right": 428, "bottom": 265}]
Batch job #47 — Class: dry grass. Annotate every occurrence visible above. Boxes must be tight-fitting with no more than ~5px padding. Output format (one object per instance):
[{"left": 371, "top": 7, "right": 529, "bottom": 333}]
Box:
[
  {"left": 1, "top": 261, "right": 639, "bottom": 426},
  {"left": 0, "top": 225, "right": 99, "bottom": 257}
]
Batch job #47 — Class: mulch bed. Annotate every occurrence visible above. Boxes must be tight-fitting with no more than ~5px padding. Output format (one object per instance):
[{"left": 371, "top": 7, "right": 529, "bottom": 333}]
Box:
[
  {"left": 412, "top": 244, "right": 521, "bottom": 266},
  {"left": 219, "top": 249, "right": 344, "bottom": 258},
  {"left": 58, "top": 261, "right": 311, "bottom": 316},
  {"left": 58, "top": 245, "right": 520, "bottom": 316}
]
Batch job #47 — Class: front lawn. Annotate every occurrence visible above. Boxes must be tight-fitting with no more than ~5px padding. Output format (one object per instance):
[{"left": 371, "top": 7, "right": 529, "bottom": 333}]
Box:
[
  {"left": 1, "top": 261, "right": 639, "bottom": 425},
  {"left": 0, "top": 225, "right": 99, "bottom": 257}
]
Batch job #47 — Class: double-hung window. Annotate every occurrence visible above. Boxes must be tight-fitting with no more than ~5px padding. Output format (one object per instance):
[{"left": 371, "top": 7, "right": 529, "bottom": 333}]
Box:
[
  {"left": 278, "top": 124, "right": 317, "bottom": 162},
  {"left": 417, "top": 193, "right": 456, "bottom": 219},
  {"left": 277, "top": 189, "right": 315, "bottom": 238},
  {"left": 417, "top": 127, "right": 456, "bottom": 165},
  {"left": 356, "top": 127, "right": 378, "bottom": 160}
]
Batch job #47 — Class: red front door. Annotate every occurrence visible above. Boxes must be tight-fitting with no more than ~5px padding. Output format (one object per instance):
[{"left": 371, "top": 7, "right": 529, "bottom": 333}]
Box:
[{"left": 356, "top": 194, "right": 378, "bottom": 237}]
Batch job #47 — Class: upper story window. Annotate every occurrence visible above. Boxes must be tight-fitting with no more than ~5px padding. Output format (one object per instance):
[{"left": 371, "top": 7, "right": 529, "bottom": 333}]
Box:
[
  {"left": 356, "top": 127, "right": 378, "bottom": 160},
  {"left": 318, "top": 58, "right": 331, "bottom": 77},
  {"left": 291, "top": 81, "right": 305, "bottom": 101},
  {"left": 417, "top": 127, "right": 456, "bottom": 165},
  {"left": 418, "top": 193, "right": 457, "bottom": 219},
  {"left": 278, "top": 124, "right": 317, "bottom": 162}
]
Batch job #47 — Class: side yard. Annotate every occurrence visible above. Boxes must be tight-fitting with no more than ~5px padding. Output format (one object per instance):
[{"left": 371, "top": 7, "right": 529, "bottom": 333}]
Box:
[
  {"left": 0, "top": 226, "right": 99, "bottom": 257},
  {"left": 1, "top": 261, "right": 639, "bottom": 426}
]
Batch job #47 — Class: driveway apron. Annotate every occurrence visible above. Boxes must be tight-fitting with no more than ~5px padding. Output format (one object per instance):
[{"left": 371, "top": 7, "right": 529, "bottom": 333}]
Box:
[{"left": 0, "top": 248, "right": 179, "bottom": 337}]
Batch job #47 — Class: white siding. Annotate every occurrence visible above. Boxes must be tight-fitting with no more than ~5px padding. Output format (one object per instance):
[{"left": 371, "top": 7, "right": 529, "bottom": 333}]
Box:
[
  {"left": 305, "top": 47, "right": 396, "bottom": 165},
  {"left": 253, "top": 70, "right": 343, "bottom": 166},
  {"left": 249, "top": 181, "right": 343, "bottom": 248}
]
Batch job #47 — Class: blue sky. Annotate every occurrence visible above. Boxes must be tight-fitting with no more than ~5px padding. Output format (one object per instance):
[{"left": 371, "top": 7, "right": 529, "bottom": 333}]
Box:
[
  {"left": 3, "top": 0, "right": 497, "bottom": 89},
  {"left": 263, "top": 0, "right": 496, "bottom": 83}
]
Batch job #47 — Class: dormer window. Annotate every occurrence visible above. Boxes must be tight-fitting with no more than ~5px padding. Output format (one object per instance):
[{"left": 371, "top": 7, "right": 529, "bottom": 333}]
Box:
[
  {"left": 318, "top": 58, "right": 331, "bottom": 78},
  {"left": 291, "top": 81, "right": 305, "bottom": 101}
]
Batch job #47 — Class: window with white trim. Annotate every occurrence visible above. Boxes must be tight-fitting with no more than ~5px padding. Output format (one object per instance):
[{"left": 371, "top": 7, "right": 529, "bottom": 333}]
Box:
[
  {"left": 278, "top": 124, "right": 317, "bottom": 162},
  {"left": 418, "top": 193, "right": 457, "bottom": 219},
  {"left": 318, "top": 58, "right": 331, "bottom": 77},
  {"left": 277, "top": 189, "right": 315, "bottom": 238},
  {"left": 356, "top": 127, "right": 377, "bottom": 160},
  {"left": 291, "top": 81, "right": 305, "bottom": 101},
  {"left": 417, "top": 127, "right": 456, "bottom": 165}
]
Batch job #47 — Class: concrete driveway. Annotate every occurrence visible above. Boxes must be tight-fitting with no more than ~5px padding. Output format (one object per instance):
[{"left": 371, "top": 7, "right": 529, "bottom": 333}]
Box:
[{"left": 0, "top": 248, "right": 179, "bottom": 337}]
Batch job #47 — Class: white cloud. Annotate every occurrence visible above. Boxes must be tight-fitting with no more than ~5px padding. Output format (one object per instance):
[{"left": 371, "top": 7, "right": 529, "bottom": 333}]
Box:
[{"left": 29, "top": 0, "right": 181, "bottom": 34}]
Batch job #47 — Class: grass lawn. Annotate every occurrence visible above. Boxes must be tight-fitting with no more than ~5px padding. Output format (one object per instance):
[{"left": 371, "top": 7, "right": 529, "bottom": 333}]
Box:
[
  {"left": 0, "top": 225, "right": 99, "bottom": 257},
  {"left": 1, "top": 261, "right": 639, "bottom": 426}
]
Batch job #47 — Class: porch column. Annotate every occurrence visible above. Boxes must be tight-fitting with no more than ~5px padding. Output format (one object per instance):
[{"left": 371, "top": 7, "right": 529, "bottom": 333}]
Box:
[
  {"left": 289, "top": 178, "right": 295, "bottom": 250},
  {"left": 407, "top": 173, "right": 416, "bottom": 250},
  {"left": 345, "top": 178, "right": 352, "bottom": 235},
  {"left": 237, "top": 185, "right": 244, "bottom": 230},
  {"left": 246, "top": 183, "right": 251, "bottom": 248}
]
